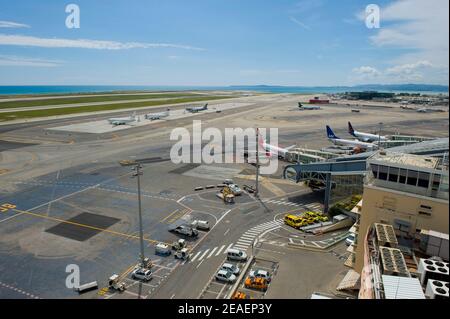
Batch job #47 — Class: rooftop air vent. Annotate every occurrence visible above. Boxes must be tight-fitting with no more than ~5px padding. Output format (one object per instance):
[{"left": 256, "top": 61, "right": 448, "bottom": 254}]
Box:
[{"left": 425, "top": 280, "right": 449, "bottom": 299}]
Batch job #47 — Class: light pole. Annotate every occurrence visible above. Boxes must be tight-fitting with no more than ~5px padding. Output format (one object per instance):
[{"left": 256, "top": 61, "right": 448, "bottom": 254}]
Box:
[
  {"left": 255, "top": 128, "right": 260, "bottom": 198},
  {"left": 119, "top": 159, "right": 146, "bottom": 267},
  {"left": 135, "top": 164, "right": 145, "bottom": 266}
]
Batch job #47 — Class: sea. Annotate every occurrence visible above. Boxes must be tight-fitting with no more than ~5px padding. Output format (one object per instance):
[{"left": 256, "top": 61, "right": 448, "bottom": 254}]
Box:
[{"left": 0, "top": 85, "right": 448, "bottom": 96}]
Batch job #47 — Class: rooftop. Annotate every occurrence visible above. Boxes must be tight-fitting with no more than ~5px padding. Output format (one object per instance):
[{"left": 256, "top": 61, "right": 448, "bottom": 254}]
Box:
[
  {"left": 382, "top": 275, "right": 426, "bottom": 299},
  {"left": 369, "top": 151, "right": 440, "bottom": 169}
]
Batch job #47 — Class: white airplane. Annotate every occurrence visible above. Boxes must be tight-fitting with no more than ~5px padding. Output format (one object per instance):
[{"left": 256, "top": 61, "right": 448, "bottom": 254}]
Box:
[
  {"left": 108, "top": 112, "right": 137, "bottom": 126},
  {"left": 186, "top": 103, "right": 208, "bottom": 113},
  {"left": 348, "top": 122, "right": 387, "bottom": 142},
  {"left": 298, "top": 102, "right": 321, "bottom": 110},
  {"left": 145, "top": 110, "right": 170, "bottom": 120},
  {"left": 258, "top": 128, "right": 295, "bottom": 159},
  {"left": 326, "top": 125, "right": 376, "bottom": 152}
]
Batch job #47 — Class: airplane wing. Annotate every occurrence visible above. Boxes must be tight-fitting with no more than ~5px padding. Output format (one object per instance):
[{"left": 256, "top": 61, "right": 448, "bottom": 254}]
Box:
[{"left": 285, "top": 145, "right": 296, "bottom": 151}]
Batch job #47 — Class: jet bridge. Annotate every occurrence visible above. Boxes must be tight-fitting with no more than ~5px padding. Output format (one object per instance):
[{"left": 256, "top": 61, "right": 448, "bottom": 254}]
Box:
[{"left": 282, "top": 137, "right": 449, "bottom": 213}]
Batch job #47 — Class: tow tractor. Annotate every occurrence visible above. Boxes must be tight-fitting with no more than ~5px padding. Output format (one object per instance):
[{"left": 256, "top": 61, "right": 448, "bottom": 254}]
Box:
[
  {"left": 172, "top": 239, "right": 186, "bottom": 251},
  {"left": 108, "top": 274, "right": 126, "bottom": 292},
  {"left": 174, "top": 248, "right": 190, "bottom": 260},
  {"left": 138, "top": 257, "right": 153, "bottom": 269},
  {"left": 216, "top": 186, "right": 235, "bottom": 204}
]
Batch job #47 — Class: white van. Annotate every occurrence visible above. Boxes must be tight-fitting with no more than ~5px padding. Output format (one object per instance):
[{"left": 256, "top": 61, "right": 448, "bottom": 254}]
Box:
[
  {"left": 227, "top": 248, "right": 248, "bottom": 262},
  {"left": 191, "top": 220, "right": 210, "bottom": 231}
]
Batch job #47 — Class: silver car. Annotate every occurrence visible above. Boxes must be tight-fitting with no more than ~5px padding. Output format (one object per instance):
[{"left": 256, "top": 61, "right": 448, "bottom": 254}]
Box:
[
  {"left": 131, "top": 268, "right": 152, "bottom": 281},
  {"left": 215, "top": 270, "right": 236, "bottom": 283}
]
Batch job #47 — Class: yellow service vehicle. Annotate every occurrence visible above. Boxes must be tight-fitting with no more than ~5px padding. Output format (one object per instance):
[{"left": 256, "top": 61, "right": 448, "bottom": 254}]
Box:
[
  {"left": 284, "top": 214, "right": 307, "bottom": 229},
  {"left": 244, "top": 277, "right": 268, "bottom": 292}
]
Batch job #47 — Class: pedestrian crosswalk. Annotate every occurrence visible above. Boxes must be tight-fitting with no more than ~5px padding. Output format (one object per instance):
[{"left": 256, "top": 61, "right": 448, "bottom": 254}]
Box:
[
  {"left": 262, "top": 199, "right": 323, "bottom": 212},
  {"left": 190, "top": 243, "right": 234, "bottom": 263},
  {"left": 233, "top": 219, "right": 283, "bottom": 251},
  {"left": 263, "top": 199, "right": 302, "bottom": 207},
  {"left": 189, "top": 219, "right": 284, "bottom": 263}
]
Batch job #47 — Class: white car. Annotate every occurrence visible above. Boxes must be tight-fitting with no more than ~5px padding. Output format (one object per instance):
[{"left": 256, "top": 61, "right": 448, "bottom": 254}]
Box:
[
  {"left": 345, "top": 233, "right": 356, "bottom": 246},
  {"left": 221, "top": 263, "right": 240, "bottom": 275},
  {"left": 249, "top": 269, "right": 271, "bottom": 282},
  {"left": 215, "top": 270, "right": 236, "bottom": 283},
  {"left": 228, "top": 184, "right": 243, "bottom": 196},
  {"left": 131, "top": 268, "right": 152, "bottom": 281}
]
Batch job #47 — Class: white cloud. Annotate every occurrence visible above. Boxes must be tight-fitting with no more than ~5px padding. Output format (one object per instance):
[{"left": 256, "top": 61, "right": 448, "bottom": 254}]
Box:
[
  {"left": 351, "top": 60, "right": 438, "bottom": 83},
  {"left": 0, "top": 34, "right": 204, "bottom": 51},
  {"left": 0, "top": 21, "right": 30, "bottom": 28},
  {"left": 0, "top": 55, "right": 62, "bottom": 67},
  {"left": 289, "top": 17, "right": 311, "bottom": 30},
  {"left": 386, "top": 60, "right": 432, "bottom": 75},
  {"left": 352, "top": 66, "right": 381, "bottom": 77}
]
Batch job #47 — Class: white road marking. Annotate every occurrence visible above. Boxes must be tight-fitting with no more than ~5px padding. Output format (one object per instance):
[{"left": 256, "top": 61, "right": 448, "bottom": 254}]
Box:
[
  {"left": 207, "top": 247, "right": 218, "bottom": 259},
  {"left": 215, "top": 245, "right": 226, "bottom": 256},
  {"left": 190, "top": 251, "right": 202, "bottom": 262},
  {"left": 198, "top": 249, "right": 210, "bottom": 261}
]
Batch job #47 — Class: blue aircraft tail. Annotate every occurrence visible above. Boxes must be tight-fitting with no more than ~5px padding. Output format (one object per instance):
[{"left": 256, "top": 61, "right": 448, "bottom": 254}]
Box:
[
  {"left": 326, "top": 125, "right": 338, "bottom": 139},
  {"left": 348, "top": 122, "right": 356, "bottom": 136}
]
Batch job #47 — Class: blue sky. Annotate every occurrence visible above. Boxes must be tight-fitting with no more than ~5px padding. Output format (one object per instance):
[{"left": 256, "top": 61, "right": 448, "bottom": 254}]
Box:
[{"left": 0, "top": 0, "right": 448, "bottom": 86}]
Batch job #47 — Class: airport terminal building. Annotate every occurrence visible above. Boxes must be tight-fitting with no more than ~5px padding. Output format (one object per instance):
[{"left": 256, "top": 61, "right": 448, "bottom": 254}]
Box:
[{"left": 353, "top": 152, "right": 449, "bottom": 273}]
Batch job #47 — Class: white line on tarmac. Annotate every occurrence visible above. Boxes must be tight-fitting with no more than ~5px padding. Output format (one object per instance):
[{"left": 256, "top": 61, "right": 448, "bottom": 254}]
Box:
[
  {"left": 196, "top": 259, "right": 205, "bottom": 269},
  {"left": 198, "top": 249, "right": 210, "bottom": 261},
  {"left": 215, "top": 245, "right": 226, "bottom": 256},
  {"left": 207, "top": 247, "right": 218, "bottom": 259},
  {"left": 190, "top": 251, "right": 201, "bottom": 262}
]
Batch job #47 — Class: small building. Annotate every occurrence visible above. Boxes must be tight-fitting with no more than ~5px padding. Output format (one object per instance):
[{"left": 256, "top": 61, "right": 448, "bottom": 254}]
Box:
[{"left": 309, "top": 96, "right": 330, "bottom": 104}]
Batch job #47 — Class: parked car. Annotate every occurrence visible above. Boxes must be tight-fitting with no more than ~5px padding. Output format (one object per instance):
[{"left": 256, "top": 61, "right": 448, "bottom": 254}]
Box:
[
  {"left": 221, "top": 263, "right": 240, "bottom": 275},
  {"left": 228, "top": 184, "right": 243, "bottom": 196},
  {"left": 346, "top": 233, "right": 356, "bottom": 246},
  {"left": 131, "top": 268, "right": 152, "bottom": 281},
  {"left": 227, "top": 248, "right": 248, "bottom": 262},
  {"left": 215, "top": 270, "right": 236, "bottom": 283},
  {"left": 170, "top": 225, "right": 199, "bottom": 237},
  {"left": 244, "top": 277, "right": 268, "bottom": 291},
  {"left": 191, "top": 220, "right": 210, "bottom": 231},
  {"left": 249, "top": 269, "right": 272, "bottom": 282},
  {"left": 223, "top": 179, "right": 234, "bottom": 185}
]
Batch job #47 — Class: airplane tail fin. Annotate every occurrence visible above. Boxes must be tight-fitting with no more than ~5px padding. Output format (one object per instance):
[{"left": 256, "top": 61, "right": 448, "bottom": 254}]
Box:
[
  {"left": 326, "top": 125, "right": 338, "bottom": 139},
  {"left": 348, "top": 122, "right": 355, "bottom": 136},
  {"left": 204, "top": 103, "right": 208, "bottom": 110},
  {"left": 298, "top": 102, "right": 303, "bottom": 108}
]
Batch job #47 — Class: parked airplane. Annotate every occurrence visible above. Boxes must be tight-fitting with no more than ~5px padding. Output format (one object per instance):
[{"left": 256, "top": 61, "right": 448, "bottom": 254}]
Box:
[
  {"left": 326, "top": 125, "right": 376, "bottom": 151},
  {"left": 145, "top": 110, "right": 170, "bottom": 120},
  {"left": 108, "top": 112, "right": 137, "bottom": 126},
  {"left": 258, "top": 128, "right": 295, "bottom": 159},
  {"left": 186, "top": 103, "right": 208, "bottom": 113},
  {"left": 348, "top": 122, "right": 387, "bottom": 142},
  {"left": 298, "top": 102, "right": 321, "bottom": 110}
]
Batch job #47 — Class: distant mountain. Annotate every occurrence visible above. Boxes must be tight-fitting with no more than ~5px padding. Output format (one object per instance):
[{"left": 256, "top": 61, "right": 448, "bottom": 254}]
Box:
[{"left": 228, "top": 84, "right": 449, "bottom": 93}]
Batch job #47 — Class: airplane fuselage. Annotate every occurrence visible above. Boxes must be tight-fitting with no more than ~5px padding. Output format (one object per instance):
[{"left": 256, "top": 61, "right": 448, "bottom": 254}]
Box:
[
  {"left": 352, "top": 130, "right": 387, "bottom": 143},
  {"left": 329, "top": 137, "right": 375, "bottom": 150}
]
